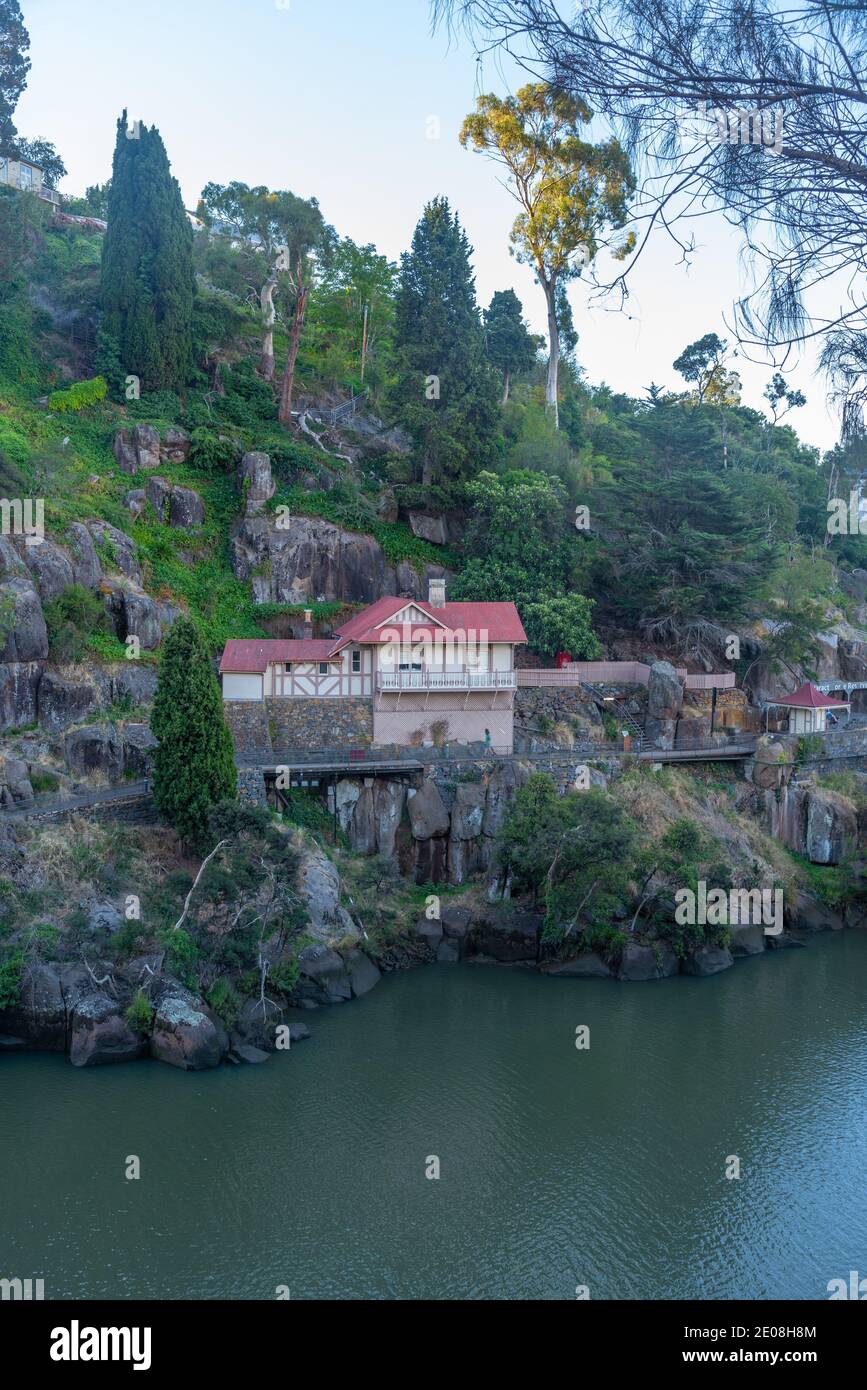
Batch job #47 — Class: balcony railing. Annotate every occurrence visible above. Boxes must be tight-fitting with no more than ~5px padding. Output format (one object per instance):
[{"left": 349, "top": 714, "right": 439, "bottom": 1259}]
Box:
[{"left": 376, "top": 668, "right": 516, "bottom": 691}]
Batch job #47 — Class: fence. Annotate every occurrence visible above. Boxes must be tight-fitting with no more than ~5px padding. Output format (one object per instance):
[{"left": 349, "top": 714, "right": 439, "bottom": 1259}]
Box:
[{"left": 517, "top": 664, "right": 736, "bottom": 690}]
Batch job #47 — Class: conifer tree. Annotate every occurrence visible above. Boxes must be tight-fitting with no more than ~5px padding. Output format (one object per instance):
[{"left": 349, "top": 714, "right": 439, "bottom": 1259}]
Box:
[
  {"left": 484, "top": 289, "right": 538, "bottom": 403},
  {"left": 388, "top": 197, "right": 498, "bottom": 504},
  {"left": 151, "top": 618, "right": 236, "bottom": 844},
  {"left": 100, "top": 112, "right": 195, "bottom": 392},
  {"left": 0, "top": 0, "right": 29, "bottom": 153}
]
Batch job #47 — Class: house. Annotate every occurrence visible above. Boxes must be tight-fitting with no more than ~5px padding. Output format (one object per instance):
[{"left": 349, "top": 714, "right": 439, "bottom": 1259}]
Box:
[
  {"left": 220, "top": 579, "right": 527, "bottom": 750},
  {"left": 765, "top": 681, "right": 850, "bottom": 734},
  {"left": 0, "top": 155, "right": 62, "bottom": 207}
]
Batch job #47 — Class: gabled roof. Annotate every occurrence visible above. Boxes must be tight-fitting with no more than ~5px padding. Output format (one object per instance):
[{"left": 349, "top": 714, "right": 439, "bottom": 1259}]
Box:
[
  {"left": 770, "top": 681, "right": 850, "bottom": 709},
  {"left": 334, "top": 598, "right": 526, "bottom": 646},
  {"left": 219, "top": 639, "right": 338, "bottom": 673}
]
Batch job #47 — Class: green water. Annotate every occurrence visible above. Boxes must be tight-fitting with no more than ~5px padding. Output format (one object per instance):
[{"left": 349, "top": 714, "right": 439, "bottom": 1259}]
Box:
[{"left": 2, "top": 932, "right": 866, "bottom": 1300}]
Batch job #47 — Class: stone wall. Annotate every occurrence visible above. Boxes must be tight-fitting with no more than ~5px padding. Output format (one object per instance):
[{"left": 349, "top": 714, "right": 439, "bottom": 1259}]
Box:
[{"left": 267, "top": 697, "right": 373, "bottom": 749}]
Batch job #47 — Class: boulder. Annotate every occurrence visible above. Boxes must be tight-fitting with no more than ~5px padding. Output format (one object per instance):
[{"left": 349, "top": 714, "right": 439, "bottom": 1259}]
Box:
[
  {"left": 239, "top": 451, "right": 275, "bottom": 515},
  {"left": 372, "top": 780, "right": 406, "bottom": 857},
  {"left": 132, "top": 424, "right": 161, "bottom": 470},
  {"left": 112, "top": 429, "right": 138, "bottom": 473},
  {"left": 0, "top": 535, "right": 25, "bottom": 577},
  {"left": 146, "top": 476, "right": 172, "bottom": 519},
  {"left": 617, "top": 941, "right": 679, "bottom": 981},
  {"left": 407, "top": 779, "right": 450, "bottom": 839},
  {"left": 0, "top": 962, "right": 66, "bottom": 1050},
  {"left": 150, "top": 995, "right": 228, "bottom": 1070},
  {"left": 788, "top": 889, "right": 842, "bottom": 933},
  {"left": 87, "top": 900, "right": 122, "bottom": 934},
  {"left": 18, "top": 536, "right": 74, "bottom": 602},
  {"left": 121, "top": 723, "right": 158, "bottom": 776},
  {"left": 682, "top": 943, "right": 734, "bottom": 976},
  {"left": 108, "top": 583, "right": 161, "bottom": 649},
  {"left": 37, "top": 672, "right": 101, "bottom": 732},
  {"left": 230, "top": 513, "right": 402, "bottom": 606},
  {"left": 0, "top": 661, "right": 41, "bottom": 732},
  {"left": 340, "top": 948, "right": 381, "bottom": 998},
  {"left": 441, "top": 905, "right": 474, "bottom": 941},
  {"left": 295, "top": 844, "right": 357, "bottom": 942},
  {"left": 231, "top": 1043, "right": 270, "bottom": 1064},
  {"left": 122, "top": 488, "right": 148, "bottom": 519},
  {"left": 471, "top": 910, "right": 541, "bottom": 962},
  {"left": 64, "top": 724, "right": 124, "bottom": 781},
  {"left": 728, "top": 923, "right": 766, "bottom": 956},
  {"left": 111, "top": 664, "right": 158, "bottom": 705},
  {"left": 1, "top": 754, "right": 33, "bottom": 803},
  {"left": 234, "top": 996, "right": 286, "bottom": 1051},
  {"left": 0, "top": 577, "right": 48, "bottom": 661},
  {"left": 69, "top": 994, "right": 147, "bottom": 1066},
  {"left": 86, "top": 521, "right": 141, "bottom": 584},
  {"left": 644, "top": 716, "right": 676, "bottom": 751},
  {"left": 437, "top": 938, "right": 461, "bottom": 963},
  {"left": 408, "top": 512, "right": 448, "bottom": 545},
  {"left": 169, "top": 485, "right": 205, "bottom": 529},
  {"left": 414, "top": 918, "right": 443, "bottom": 950},
  {"left": 647, "top": 661, "right": 684, "bottom": 720},
  {"left": 540, "top": 952, "right": 613, "bottom": 978},
  {"left": 66, "top": 522, "right": 102, "bottom": 591},
  {"left": 160, "top": 427, "right": 191, "bottom": 462},
  {"left": 296, "top": 945, "right": 352, "bottom": 1003}
]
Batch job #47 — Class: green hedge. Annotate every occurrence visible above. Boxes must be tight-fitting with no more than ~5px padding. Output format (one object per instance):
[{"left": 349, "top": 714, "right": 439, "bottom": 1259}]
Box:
[{"left": 48, "top": 376, "right": 108, "bottom": 413}]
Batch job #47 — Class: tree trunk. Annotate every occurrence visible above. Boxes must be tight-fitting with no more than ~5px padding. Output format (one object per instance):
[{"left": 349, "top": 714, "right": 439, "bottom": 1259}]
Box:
[
  {"left": 278, "top": 283, "right": 308, "bottom": 427},
  {"left": 502, "top": 367, "right": 510, "bottom": 405},
  {"left": 544, "top": 280, "right": 560, "bottom": 429},
  {"left": 259, "top": 272, "right": 278, "bottom": 381}
]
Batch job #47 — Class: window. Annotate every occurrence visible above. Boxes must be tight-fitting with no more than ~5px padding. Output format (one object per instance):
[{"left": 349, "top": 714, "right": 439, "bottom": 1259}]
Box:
[
  {"left": 19, "top": 164, "right": 32, "bottom": 191},
  {"left": 319, "top": 662, "right": 329, "bottom": 674},
  {"left": 351, "top": 650, "right": 361, "bottom": 674},
  {"left": 284, "top": 663, "right": 292, "bottom": 673}
]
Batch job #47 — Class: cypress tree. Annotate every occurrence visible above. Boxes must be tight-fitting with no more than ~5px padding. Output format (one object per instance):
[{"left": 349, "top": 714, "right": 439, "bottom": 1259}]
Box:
[
  {"left": 100, "top": 111, "right": 194, "bottom": 392},
  {"left": 388, "top": 197, "right": 498, "bottom": 505},
  {"left": 151, "top": 618, "right": 237, "bottom": 844},
  {"left": 483, "top": 289, "right": 538, "bottom": 403}
]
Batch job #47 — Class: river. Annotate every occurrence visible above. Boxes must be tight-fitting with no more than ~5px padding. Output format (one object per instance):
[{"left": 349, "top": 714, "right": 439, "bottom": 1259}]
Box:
[{"left": 2, "top": 931, "right": 866, "bottom": 1300}]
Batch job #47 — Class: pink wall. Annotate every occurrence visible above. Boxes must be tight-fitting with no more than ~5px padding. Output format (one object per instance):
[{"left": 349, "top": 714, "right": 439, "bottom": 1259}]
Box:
[{"left": 373, "top": 709, "right": 514, "bottom": 750}]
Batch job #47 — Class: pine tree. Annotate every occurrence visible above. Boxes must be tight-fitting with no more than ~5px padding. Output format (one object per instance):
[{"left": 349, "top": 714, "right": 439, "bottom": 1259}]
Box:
[
  {"left": 100, "top": 112, "right": 195, "bottom": 392},
  {"left": 151, "top": 618, "right": 237, "bottom": 844},
  {"left": 387, "top": 197, "right": 498, "bottom": 505},
  {"left": 483, "top": 289, "right": 538, "bottom": 403},
  {"left": 0, "top": 0, "right": 29, "bottom": 154}
]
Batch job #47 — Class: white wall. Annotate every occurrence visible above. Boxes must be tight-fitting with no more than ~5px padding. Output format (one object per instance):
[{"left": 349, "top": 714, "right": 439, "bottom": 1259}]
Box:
[{"left": 223, "top": 673, "right": 263, "bottom": 701}]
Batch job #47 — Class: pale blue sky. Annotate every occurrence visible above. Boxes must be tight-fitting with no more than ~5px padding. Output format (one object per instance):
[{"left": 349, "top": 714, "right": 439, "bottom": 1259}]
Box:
[{"left": 18, "top": 0, "right": 836, "bottom": 450}]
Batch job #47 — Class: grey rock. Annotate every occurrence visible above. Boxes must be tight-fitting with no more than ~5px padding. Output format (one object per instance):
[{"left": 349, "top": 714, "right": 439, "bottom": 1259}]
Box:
[
  {"left": 160, "top": 427, "right": 191, "bottom": 462},
  {"left": 1, "top": 754, "right": 33, "bottom": 803},
  {"left": 150, "top": 995, "right": 228, "bottom": 1070},
  {"left": 69, "top": 994, "right": 146, "bottom": 1066},
  {"left": 64, "top": 724, "right": 124, "bottom": 781},
  {"left": 18, "top": 536, "right": 74, "bottom": 602},
  {"left": 682, "top": 943, "right": 734, "bottom": 976},
  {"left": 0, "top": 661, "right": 41, "bottom": 732},
  {"left": 146, "top": 476, "right": 172, "bottom": 519},
  {"left": 471, "top": 910, "right": 540, "bottom": 962},
  {"left": 123, "top": 489, "right": 148, "bottom": 519},
  {"left": 295, "top": 844, "right": 357, "bottom": 942},
  {"left": 340, "top": 948, "right": 381, "bottom": 998},
  {"left": 407, "top": 779, "right": 450, "bottom": 839},
  {"left": 0, "top": 535, "right": 25, "bottom": 577},
  {"left": 297, "top": 945, "right": 352, "bottom": 1003},
  {"left": 647, "top": 661, "right": 684, "bottom": 721},
  {"left": 239, "top": 451, "right": 275, "bottom": 516},
  {"left": 87, "top": 900, "right": 123, "bottom": 934},
  {"left": 112, "top": 429, "right": 138, "bottom": 473},
  {"left": 728, "top": 923, "right": 767, "bottom": 956},
  {"left": 408, "top": 512, "right": 448, "bottom": 545},
  {"left": 108, "top": 583, "right": 161, "bottom": 650},
  {"left": 111, "top": 664, "right": 158, "bottom": 705},
  {"left": 441, "top": 905, "right": 473, "bottom": 940},
  {"left": 414, "top": 918, "right": 444, "bottom": 950},
  {"left": 132, "top": 423, "right": 161, "bottom": 470},
  {"left": 617, "top": 941, "right": 679, "bottom": 981},
  {"left": 788, "top": 890, "right": 842, "bottom": 933},
  {"left": 86, "top": 521, "right": 141, "bottom": 583},
  {"left": 0, "top": 577, "right": 48, "bottom": 661},
  {"left": 66, "top": 522, "right": 102, "bottom": 590},
  {"left": 121, "top": 723, "right": 158, "bottom": 776},
  {"left": 37, "top": 672, "right": 101, "bottom": 732},
  {"left": 436, "top": 938, "right": 461, "bottom": 964},
  {"left": 169, "top": 485, "right": 205, "bottom": 529},
  {"left": 232, "top": 1043, "right": 270, "bottom": 1064},
  {"left": 0, "top": 962, "right": 66, "bottom": 1050}
]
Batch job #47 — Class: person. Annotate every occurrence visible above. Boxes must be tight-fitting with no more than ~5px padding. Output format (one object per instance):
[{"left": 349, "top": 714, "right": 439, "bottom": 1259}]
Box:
[{"left": 483, "top": 727, "right": 492, "bottom": 749}]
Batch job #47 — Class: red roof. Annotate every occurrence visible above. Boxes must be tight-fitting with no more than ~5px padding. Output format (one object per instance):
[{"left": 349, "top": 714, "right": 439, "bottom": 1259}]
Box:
[
  {"left": 219, "top": 639, "right": 338, "bottom": 673},
  {"left": 770, "top": 681, "right": 850, "bottom": 709},
  {"left": 335, "top": 599, "right": 526, "bottom": 646}
]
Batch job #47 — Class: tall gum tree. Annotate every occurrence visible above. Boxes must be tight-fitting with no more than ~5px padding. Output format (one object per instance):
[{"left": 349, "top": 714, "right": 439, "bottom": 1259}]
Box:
[{"left": 459, "top": 83, "right": 634, "bottom": 427}]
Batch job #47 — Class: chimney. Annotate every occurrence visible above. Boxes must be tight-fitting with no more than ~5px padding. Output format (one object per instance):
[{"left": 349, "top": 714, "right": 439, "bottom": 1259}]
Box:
[
  {"left": 428, "top": 577, "right": 446, "bottom": 609},
  {"left": 303, "top": 606, "right": 313, "bottom": 639}
]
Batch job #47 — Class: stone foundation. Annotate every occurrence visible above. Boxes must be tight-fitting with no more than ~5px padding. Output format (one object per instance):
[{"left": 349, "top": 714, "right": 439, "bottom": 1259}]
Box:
[{"left": 267, "top": 697, "right": 372, "bottom": 750}]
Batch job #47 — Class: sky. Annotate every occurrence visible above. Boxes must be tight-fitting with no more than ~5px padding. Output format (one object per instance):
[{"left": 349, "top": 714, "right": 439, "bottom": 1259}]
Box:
[{"left": 16, "top": 0, "right": 839, "bottom": 451}]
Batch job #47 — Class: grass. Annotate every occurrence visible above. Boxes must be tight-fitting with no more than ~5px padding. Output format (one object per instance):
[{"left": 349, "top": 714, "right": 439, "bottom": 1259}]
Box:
[{"left": 269, "top": 485, "right": 460, "bottom": 572}]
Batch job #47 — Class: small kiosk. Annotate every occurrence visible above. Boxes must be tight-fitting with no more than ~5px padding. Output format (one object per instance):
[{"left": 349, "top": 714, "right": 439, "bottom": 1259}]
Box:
[{"left": 764, "top": 681, "right": 850, "bottom": 734}]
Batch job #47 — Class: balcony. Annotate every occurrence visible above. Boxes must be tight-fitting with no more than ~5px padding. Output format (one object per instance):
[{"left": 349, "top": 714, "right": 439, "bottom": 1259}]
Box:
[{"left": 376, "top": 668, "right": 516, "bottom": 692}]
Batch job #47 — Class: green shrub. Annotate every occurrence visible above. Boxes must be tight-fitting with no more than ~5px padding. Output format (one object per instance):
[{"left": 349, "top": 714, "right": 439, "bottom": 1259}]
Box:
[
  {"left": 206, "top": 978, "right": 240, "bottom": 1028},
  {"left": 124, "top": 989, "right": 155, "bottom": 1036},
  {"left": 43, "top": 584, "right": 111, "bottom": 663},
  {"left": 48, "top": 376, "right": 108, "bottom": 412},
  {"left": 268, "top": 959, "right": 300, "bottom": 996}
]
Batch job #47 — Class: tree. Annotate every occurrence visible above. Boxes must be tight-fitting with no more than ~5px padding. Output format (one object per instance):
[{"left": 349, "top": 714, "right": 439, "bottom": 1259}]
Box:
[
  {"left": 307, "top": 237, "right": 398, "bottom": 391},
  {"left": 459, "top": 82, "right": 634, "bottom": 426},
  {"left": 13, "top": 136, "right": 65, "bottom": 188},
  {"left": 672, "top": 333, "right": 729, "bottom": 406},
  {"left": 763, "top": 372, "right": 806, "bottom": 426},
  {"left": 0, "top": 0, "right": 29, "bottom": 153},
  {"left": 483, "top": 288, "right": 539, "bottom": 402},
  {"left": 100, "top": 112, "right": 195, "bottom": 393},
  {"left": 197, "top": 182, "right": 333, "bottom": 385},
  {"left": 521, "top": 594, "right": 599, "bottom": 661},
  {"left": 435, "top": 2, "right": 867, "bottom": 404},
  {"left": 151, "top": 618, "right": 237, "bottom": 845},
  {"left": 387, "top": 197, "right": 499, "bottom": 502}
]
